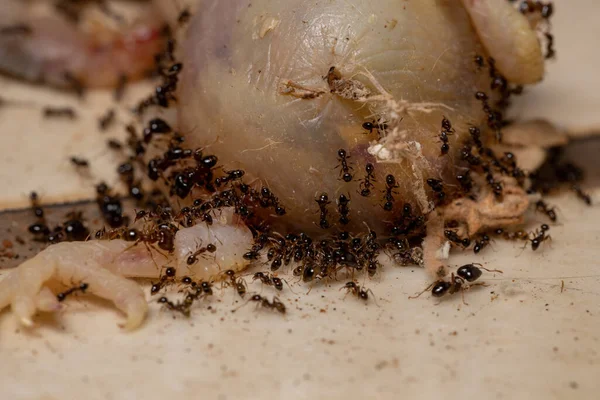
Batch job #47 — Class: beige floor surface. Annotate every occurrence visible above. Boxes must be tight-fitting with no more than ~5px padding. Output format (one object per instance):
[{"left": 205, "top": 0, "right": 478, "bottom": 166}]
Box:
[{"left": 1, "top": 1, "right": 600, "bottom": 400}]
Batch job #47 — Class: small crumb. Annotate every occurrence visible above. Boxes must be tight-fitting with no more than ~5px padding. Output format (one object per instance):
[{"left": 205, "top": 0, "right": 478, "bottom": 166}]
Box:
[
  {"left": 2, "top": 239, "right": 13, "bottom": 248},
  {"left": 569, "top": 381, "right": 578, "bottom": 389}
]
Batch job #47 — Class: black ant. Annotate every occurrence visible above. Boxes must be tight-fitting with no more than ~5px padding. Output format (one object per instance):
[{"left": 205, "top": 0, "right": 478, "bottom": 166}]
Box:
[
  {"left": 437, "top": 116, "right": 454, "bottom": 155},
  {"left": 362, "top": 119, "right": 388, "bottom": 136},
  {"left": 98, "top": 109, "right": 115, "bottom": 131},
  {"left": 158, "top": 296, "right": 191, "bottom": 317},
  {"left": 143, "top": 118, "right": 172, "bottom": 143},
  {"left": 337, "top": 194, "right": 350, "bottom": 225},
  {"left": 106, "top": 139, "right": 123, "bottom": 150},
  {"left": 222, "top": 270, "right": 248, "bottom": 297},
  {"left": 336, "top": 149, "right": 353, "bottom": 182},
  {"left": 0, "top": 24, "right": 32, "bottom": 35},
  {"left": 43, "top": 107, "right": 77, "bottom": 119},
  {"left": 535, "top": 199, "right": 557, "bottom": 222},
  {"left": 410, "top": 263, "right": 499, "bottom": 304},
  {"left": 474, "top": 54, "right": 485, "bottom": 68},
  {"left": 572, "top": 184, "right": 592, "bottom": 205},
  {"left": 340, "top": 281, "right": 374, "bottom": 302},
  {"left": 150, "top": 266, "right": 177, "bottom": 295},
  {"left": 444, "top": 230, "right": 470, "bottom": 248},
  {"left": 529, "top": 224, "right": 551, "bottom": 251},
  {"left": 252, "top": 272, "right": 284, "bottom": 291},
  {"left": 186, "top": 243, "right": 217, "bottom": 264},
  {"left": 469, "top": 126, "right": 483, "bottom": 149},
  {"left": 383, "top": 174, "right": 399, "bottom": 211},
  {"left": 473, "top": 234, "right": 491, "bottom": 254},
  {"left": 177, "top": 8, "right": 192, "bottom": 25},
  {"left": 215, "top": 169, "right": 245, "bottom": 187},
  {"left": 70, "top": 156, "right": 89, "bottom": 168},
  {"left": 456, "top": 170, "right": 473, "bottom": 193},
  {"left": 426, "top": 178, "right": 445, "bottom": 202},
  {"left": 316, "top": 193, "right": 331, "bottom": 229},
  {"left": 57, "top": 283, "right": 89, "bottom": 302},
  {"left": 247, "top": 294, "right": 286, "bottom": 314},
  {"left": 359, "top": 163, "right": 376, "bottom": 197}
]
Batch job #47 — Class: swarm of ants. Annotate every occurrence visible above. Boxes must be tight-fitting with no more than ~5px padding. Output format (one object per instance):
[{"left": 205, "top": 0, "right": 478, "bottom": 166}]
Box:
[{"left": 20, "top": 1, "right": 590, "bottom": 316}]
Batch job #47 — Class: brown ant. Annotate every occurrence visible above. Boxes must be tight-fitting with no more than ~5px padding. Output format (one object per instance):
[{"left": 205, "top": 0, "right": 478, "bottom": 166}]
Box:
[
  {"left": 336, "top": 149, "right": 353, "bottom": 182},
  {"left": 359, "top": 163, "right": 376, "bottom": 197},
  {"left": 340, "top": 281, "right": 374, "bottom": 302},
  {"left": 383, "top": 174, "right": 399, "bottom": 211},
  {"left": 535, "top": 199, "right": 557, "bottom": 222},
  {"left": 56, "top": 283, "right": 89, "bottom": 302},
  {"left": 186, "top": 243, "right": 217, "bottom": 265}
]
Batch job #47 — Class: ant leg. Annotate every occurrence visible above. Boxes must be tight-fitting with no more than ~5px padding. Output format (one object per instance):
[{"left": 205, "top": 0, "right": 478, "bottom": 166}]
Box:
[{"left": 408, "top": 281, "right": 436, "bottom": 300}]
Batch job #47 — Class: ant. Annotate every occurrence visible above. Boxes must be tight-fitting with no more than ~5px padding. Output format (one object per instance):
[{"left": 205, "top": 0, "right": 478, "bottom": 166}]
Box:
[
  {"left": 106, "top": 139, "right": 123, "bottom": 150},
  {"left": 43, "top": 107, "right": 77, "bottom": 119},
  {"left": 410, "top": 264, "right": 499, "bottom": 304},
  {"left": 57, "top": 283, "right": 89, "bottom": 302},
  {"left": 247, "top": 294, "right": 286, "bottom": 314},
  {"left": 70, "top": 156, "right": 89, "bottom": 168},
  {"left": 437, "top": 116, "right": 454, "bottom": 155},
  {"left": 98, "top": 109, "right": 115, "bottom": 131},
  {"left": 529, "top": 224, "right": 551, "bottom": 251},
  {"left": 535, "top": 199, "right": 557, "bottom": 222},
  {"left": 177, "top": 8, "right": 192, "bottom": 25},
  {"left": 150, "top": 266, "right": 177, "bottom": 295},
  {"left": 186, "top": 243, "right": 217, "bottom": 264},
  {"left": 143, "top": 118, "right": 172, "bottom": 143},
  {"left": 336, "top": 149, "right": 353, "bottom": 182},
  {"left": 473, "top": 234, "right": 491, "bottom": 254},
  {"left": 572, "top": 184, "right": 592, "bottom": 205},
  {"left": 426, "top": 178, "right": 445, "bottom": 202},
  {"left": 215, "top": 169, "right": 245, "bottom": 187},
  {"left": 362, "top": 119, "right": 388, "bottom": 136},
  {"left": 252, "top": 272, "right": 284, "bottom": 291},
  {"left": 456, "top": 170, "right": 473, "bottom": 193},
  {"left": 316, "top": 193, "right": 331, "bottom": 229},
  {"left": 222, "top": 270, "right": 248, "bottom": 297},
  {"left": 359, "top": 163, "right": 376, "bottom": 197},
  {"left": 0, "top": 24, "right": 32, "bottom": 35},
  {"left": 383, "top": 174, "right": 399, "bottom": 211},
  {"left": 474, "top": 54, "right": 485, "bottom": 68},
  {"left": 340, "top": 281, "right": 374, "bottom": 302},
  {"left": 469, "top": 126, "right": 483, "bottom": 149},
  {"left": 158, "top": 296, "right": 191, "bottom": 317},
  {"left": 337, "top": 194, "right": 350, "bottom": 225},
  {"left": 444, "top": 230, "right": 470, "bottom": 248}
]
